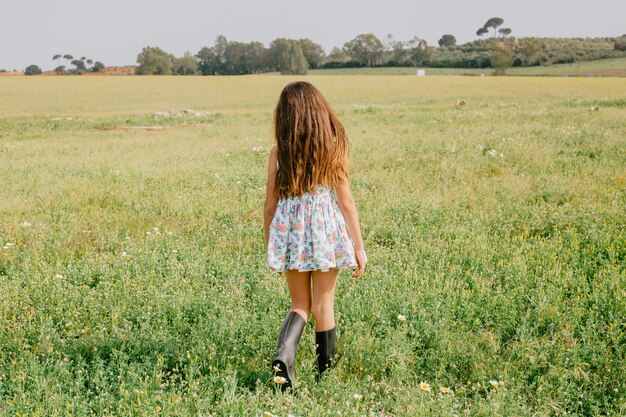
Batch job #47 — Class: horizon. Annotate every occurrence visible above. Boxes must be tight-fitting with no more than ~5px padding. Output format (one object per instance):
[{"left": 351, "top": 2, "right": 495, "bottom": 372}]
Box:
[{"left": 1, "top": 0, "right": 625, "bottom": 71}]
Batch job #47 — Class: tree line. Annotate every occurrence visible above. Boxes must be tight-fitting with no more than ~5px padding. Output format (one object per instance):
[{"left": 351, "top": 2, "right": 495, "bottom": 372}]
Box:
[
  {"left": 17, "top": 17, "right": 626, "bottom": 76},
  {"left": 136, "top": 20, "right": 626, "bottom": 76}
]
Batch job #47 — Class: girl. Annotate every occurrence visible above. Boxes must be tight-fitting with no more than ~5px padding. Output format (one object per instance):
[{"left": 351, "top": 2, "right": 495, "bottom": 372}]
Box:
[{"left": 263, "top": 81, "right": 367, "bottom": 392}]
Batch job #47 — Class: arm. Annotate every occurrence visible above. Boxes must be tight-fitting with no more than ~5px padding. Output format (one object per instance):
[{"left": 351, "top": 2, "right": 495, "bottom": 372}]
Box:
[
  {"left": 334, "top": 177, "right": 367, "bottom": 279},
  {"left": 263, "top": 146, "right": 279, "bottom": 249}
]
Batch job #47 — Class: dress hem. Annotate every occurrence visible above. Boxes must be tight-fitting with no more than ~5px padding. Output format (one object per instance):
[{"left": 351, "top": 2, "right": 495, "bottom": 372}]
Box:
[{"left": 268, "top": 263, "right": 357, "bottom": 274}]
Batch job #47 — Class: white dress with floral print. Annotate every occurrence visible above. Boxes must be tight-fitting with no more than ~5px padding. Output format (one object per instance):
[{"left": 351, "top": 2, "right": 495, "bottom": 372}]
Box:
[{"left": 267, "top": 184, "right": 358, "bottom": 273}]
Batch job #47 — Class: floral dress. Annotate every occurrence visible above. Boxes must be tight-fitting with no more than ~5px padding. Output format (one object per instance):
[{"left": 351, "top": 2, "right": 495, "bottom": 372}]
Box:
[{"left": 267, "top": 183, "right": 359, "bottom": 273}]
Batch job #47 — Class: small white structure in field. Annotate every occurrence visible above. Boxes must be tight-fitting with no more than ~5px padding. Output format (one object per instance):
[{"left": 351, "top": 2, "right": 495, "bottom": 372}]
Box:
[{"left": 416, "top": 69, "right": 426, "bottom": 77}]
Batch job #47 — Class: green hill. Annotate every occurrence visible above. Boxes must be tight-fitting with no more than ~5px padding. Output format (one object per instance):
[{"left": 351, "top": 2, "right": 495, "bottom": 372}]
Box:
[{"left": 309, "top": 57, "right": 626, "bottom": 77}]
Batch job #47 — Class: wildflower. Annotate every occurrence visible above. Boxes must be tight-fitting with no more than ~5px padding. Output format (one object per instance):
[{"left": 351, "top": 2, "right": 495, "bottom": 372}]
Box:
[
  {"left": 440, "top": 387, "right": 454, "bottom": 395},
  {"left": 264, "top": 412, "right": 277, "bottom": 417},
  {"left": 489, "top": 380, "right": 499, "bottom": 388},
  {"left": 274, "top": 375, "right": 287, "bottom": 385},
  {"left": 487, "top": 149, "right": 497, "bottom": 157},
  {"left": 353, "top": 393, "right": 362, "bottom": 400},
  {"left": 273, "top": 365, "right": 281, "bottom": 373},
  {"left": 55, "top": 274, "right": 64, "bottom": 279},
  {"left": 397, "top": 314, "right": 406, "bottom": 321},
  {"left": 419, "top": 381, "right": 431, "bottom": 392},
  {"left": 20, "top": 221, "right": 32, "bottom": 228},
  {"left": 121, "top": 251, "right": 128, "bottom": 257}
]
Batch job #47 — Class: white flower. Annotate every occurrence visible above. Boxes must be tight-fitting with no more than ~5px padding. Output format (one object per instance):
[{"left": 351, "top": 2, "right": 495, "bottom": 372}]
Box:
[
  {"left": 353, "top": 393, "right": 362, "bottom": 400},
  {"left": 419, "top": 381, "right": 431, "bottom": 392},
  {"left": 55, "top": 274, "right": 64, "bottom": 279},
  {"left": 20, "top": 221, "right": 32, "bottom": 228},
  {"left": 489, "top": 380, "right": 499, "bottom": 388},
  {"left": 121, "top": 251, "right": 128, "bottom": 257},
  {"left": 274, "top": 375, "right": 287, "bottom": 385},
  {"left": 397, "top": 314, "right": 406, "bottom": 321},
  {"left": 273, "top": 365, "right": 281, "bottom": 373}
]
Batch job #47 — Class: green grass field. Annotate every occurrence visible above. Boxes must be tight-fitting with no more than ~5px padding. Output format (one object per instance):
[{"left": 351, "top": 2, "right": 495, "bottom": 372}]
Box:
[
  {"left": 309, "top": 57, "right": 626, "bottom": 77},
  {"left": 1, "top": 76, "right": 625, "bottom": 416}
]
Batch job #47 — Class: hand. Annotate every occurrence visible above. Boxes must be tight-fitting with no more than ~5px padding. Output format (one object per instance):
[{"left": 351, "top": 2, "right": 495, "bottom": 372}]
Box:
[{"left": 353, "top": 248, "right": 367, "bottom": 279}]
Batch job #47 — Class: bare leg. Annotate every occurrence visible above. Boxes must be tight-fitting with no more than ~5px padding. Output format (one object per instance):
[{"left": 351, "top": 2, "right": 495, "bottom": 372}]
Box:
[
  {"left": 311, "top": 269, "right": 338, "bottom": 331},
  {"left": 285, "top": 270, "right": 312, "bottom": 321},
  {"left": 272, "top": 270, "right": 311, "bottom": 390}
]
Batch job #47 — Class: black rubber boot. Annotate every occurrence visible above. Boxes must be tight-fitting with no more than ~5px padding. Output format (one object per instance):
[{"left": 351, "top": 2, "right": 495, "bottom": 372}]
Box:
[
  {"left": 315, "top": 326, "right": 336, "bottom": 377},
  {"left": 272, "top": 310, "right": 306, "bottom": 392}
]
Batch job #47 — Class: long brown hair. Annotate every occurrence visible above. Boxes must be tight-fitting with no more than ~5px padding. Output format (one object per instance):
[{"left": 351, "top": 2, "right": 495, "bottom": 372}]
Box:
[{"left": 274, "top": 81, "right": 349, "bottom": 199}]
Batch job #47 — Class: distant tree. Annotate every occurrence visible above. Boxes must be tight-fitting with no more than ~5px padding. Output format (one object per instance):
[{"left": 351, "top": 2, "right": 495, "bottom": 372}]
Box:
[
  {"left": 298, "top": 39, "right": 325, "bottom": 68},
  {"left": 326, "top": 47, "right": 349, "bottom": 63},
  {"left": 389, "top": 39, "right": 408, "bottom": 65},
  {"left": 491, "top": 41, "right": 513, "bottom": 75},
  {"left": 288, "top": 41, "right": 308, "bottom": 74},
  {"left": 221, "top": 41, "right": 249, "bottom": 74},
  {"left": 519, "top": 38, "right": 542, "bottom": 65},
  {"left": 172, "top": 51, "right": 198, "bottom": 75},
  {"left": 498, "top": 28, "right": 512, "bottom": 38},
  {"left": 24, "top": 64, "right": 42, "bottom": 75},
  {"left": 136, "top": 46, "right": 173, "bottom": 75},
  {"left": 406, "top": 37, "right": 431, "bottom": 65},
  {"left": 196, "top": 35, "right": 271, "bottom": 75},
  {"left": 53, "top": 54, "right": 62, "bottom": 67},
  {"left": 63, "top": 54, "right": 73, "bottom": 67},
  {"left": 477, "top": 17, "right": 511, "bottom": 41},
  {"left": 196, "top": 46, "right": 219, "bottom": 75},
  {"left": 54, "top": 65, "right": 66, "bottom": 74},
  {"left": 270, "top": 38, "right": 308, "bottom": 75},
  {"left": 476, "top": 27, "right": 489, "bottom": 37},
  {"left": 86, "top": 59, "right": 93, "bottom": 66},
  {"left": 245, "top": 41, "right": 272, "bottom": 73},
  {"left": 91, "top": 61, "right": 105, "bottom": 72},
  {"left": 484, "top": 17, "right": 504, "bottom": 39},
  {"left": 614, "top": 35, "right": 626, "bottom": 51},
  {"left": 343, "top": 33, "right": 384, "bottom": 66},
  {"left": 71, "top": 59, "right": 87, "bottom": 73},
  {"left": 438, "top": 34, "right": 457, "bottom": 47}
]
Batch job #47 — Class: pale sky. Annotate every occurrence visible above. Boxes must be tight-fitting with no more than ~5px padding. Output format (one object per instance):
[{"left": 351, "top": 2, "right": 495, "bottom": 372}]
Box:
[{"left": 1, "top": 0, "right": 624, "bottom": 71}]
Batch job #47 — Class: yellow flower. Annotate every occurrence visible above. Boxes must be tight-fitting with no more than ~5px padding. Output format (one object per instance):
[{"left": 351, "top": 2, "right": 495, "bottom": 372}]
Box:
[
  {"left": 489, "top": 380, "right": 499, "bottom": 388},
  {"left": 397, "top": 314, "right": 406, "bottom": 321},
  {"left": 419, "top": 381, "right": 431, "bottom": 392},
  {"left": 264, "top": 412, "right": 277, "bottom": 417},
  {"left": 273, "top": 365, "right": 281, "bottom": 373},
  {"left": 440, "top": 387, "right": 453, "bottom": 395},
  {"left": 274, "top": 375, "right": 287, "bottom": 385}
]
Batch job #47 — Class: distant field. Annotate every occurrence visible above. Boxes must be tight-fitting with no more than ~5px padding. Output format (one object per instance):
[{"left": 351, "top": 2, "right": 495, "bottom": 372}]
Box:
[
  {"left": 310, "top": 57, "right": 626, "bottom": 77},
  {"left": 1, "top": 76, "right": 625, "bottom": 416}
]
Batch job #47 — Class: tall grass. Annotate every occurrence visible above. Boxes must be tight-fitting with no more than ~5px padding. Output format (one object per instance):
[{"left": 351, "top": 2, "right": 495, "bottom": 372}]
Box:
[{"left": 0, "top": 76, "right": 625, "bottom": 416}]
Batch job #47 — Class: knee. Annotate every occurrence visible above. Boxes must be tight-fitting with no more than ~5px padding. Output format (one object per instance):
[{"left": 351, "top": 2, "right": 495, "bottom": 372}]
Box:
[
  {"left": 291, "top": 301, "right": 311, "bottom": 319},
  {"left": 311, "top": 300, "right": 334, "bottom": 320}
]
